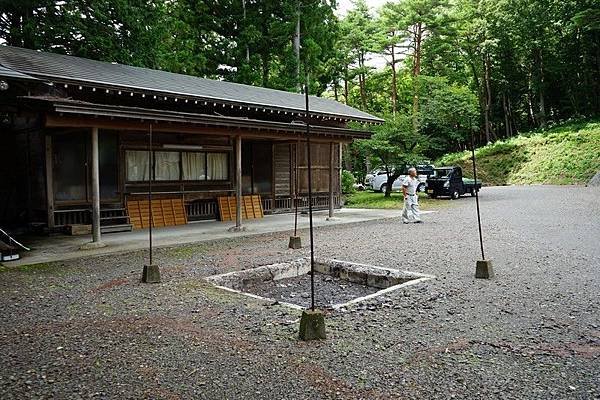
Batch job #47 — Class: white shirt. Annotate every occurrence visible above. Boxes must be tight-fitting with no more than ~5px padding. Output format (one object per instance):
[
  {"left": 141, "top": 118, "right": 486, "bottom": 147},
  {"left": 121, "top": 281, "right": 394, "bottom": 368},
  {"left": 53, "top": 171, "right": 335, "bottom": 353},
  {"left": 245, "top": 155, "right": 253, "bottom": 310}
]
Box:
[{"left": 402, "top": 176, "right": 419, "bottom": 196}]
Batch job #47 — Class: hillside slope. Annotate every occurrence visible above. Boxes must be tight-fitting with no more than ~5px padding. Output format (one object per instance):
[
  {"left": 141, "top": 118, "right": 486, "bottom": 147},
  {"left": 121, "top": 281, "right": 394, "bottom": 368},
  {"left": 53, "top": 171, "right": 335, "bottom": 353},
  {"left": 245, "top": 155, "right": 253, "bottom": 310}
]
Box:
[{"left": 436, "top": 120, "right": 600, "bottom": 185}]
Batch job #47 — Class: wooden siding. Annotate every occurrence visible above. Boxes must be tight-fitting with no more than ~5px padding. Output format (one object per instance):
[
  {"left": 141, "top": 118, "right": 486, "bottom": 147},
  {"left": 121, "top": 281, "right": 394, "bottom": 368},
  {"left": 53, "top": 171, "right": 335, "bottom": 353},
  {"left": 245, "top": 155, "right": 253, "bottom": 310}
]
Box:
[
  {"left": 273, "top": 143, "right": 291, "bottom": 196},
  {"left": 297, "top": 142, "right": 341, "bottom": 193}
]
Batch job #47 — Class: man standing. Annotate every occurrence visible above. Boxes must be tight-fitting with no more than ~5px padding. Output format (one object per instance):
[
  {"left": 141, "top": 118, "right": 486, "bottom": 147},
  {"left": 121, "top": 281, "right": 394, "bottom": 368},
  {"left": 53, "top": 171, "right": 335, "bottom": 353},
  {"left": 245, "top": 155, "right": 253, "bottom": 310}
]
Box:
[{"left": 402, "top": 167, "right": 422, "bottom": 224}]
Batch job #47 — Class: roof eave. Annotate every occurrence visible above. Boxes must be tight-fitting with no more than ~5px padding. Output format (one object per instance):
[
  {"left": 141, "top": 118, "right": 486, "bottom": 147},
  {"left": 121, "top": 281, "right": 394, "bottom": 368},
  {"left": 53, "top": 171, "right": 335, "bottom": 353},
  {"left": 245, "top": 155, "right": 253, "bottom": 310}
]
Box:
[
  {"left": 21, "top": 73, "right": 384, "bottom": 125},
  {"left": 22, "top": 97, "right": 372, "bottom": 139}
]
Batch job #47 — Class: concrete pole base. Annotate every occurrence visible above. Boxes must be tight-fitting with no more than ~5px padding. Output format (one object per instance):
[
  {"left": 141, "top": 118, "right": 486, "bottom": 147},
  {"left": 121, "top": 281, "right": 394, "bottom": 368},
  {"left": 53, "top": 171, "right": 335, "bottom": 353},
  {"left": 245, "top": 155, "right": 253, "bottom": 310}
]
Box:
[
  {"left": 228, "top": 226, "right": 246, "bottom": 232},
  {"left": 141, "top": 264, "right": 161, "bottom": 283},
  {"left": 288, "top": 236, "right": 302, "bottom": 249},
  {"left": 475, "top": 260, "right": 494, "bottom": 279},
  {"left": 79, "top": 241, "right": 107, "bottom": 250},
  {"left": 326, "top": 216, "right": 339, "bottom": 221},
  {"left": 299, "top": 309, "right": 326, "bottom": 341}
]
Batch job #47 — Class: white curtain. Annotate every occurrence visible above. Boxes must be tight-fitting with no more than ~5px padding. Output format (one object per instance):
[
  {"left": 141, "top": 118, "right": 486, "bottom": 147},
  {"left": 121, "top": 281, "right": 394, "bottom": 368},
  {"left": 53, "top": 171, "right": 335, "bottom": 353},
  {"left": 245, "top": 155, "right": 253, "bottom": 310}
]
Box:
[
  {"left": 126, "top": 150, "right": 149, "bottom": 181},
  {"left": 207, "top": 153, "right": 228, "bottom": 180},
  {"left": 154, "top": 151, "right": 180, "bottom": 181},
  {"left": 182, "top": 152, "right": 206, "bottom": 180}
]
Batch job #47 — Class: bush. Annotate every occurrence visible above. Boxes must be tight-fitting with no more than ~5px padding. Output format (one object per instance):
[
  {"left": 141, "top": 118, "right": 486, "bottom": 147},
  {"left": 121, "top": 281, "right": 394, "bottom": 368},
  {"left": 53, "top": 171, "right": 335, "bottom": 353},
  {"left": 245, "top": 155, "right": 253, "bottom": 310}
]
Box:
[{"left": 341, "top": 170, "right": 356, "bottom": 194}]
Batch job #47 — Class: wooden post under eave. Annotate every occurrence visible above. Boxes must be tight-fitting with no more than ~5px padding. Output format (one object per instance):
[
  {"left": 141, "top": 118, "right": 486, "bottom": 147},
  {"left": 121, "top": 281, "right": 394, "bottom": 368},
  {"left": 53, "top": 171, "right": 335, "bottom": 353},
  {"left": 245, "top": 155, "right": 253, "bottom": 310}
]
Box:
[
  {"left": 80, "top": 127, "right": 106, "bottom": 249},
  {"left": 91, "top": 127, "right": 101, "bottom": 243},
  {"left": 235, "top": 135, "right": 243, "bottom": 229},
  {"left": 339, "top": 143, "right": 343, "bottom": 207},
  {"left": 328, "top": 142, "right": 334, "bottom": 218},
  {"left": 45, "top": 135, "right": 55, "bottom": 229}
]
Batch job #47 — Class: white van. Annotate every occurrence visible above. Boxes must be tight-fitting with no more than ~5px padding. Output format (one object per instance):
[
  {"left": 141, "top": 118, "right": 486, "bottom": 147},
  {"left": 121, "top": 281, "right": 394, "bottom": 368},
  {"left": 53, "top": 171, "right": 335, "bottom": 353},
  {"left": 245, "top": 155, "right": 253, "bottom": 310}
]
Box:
[{"left": 369, "top": 165, "right": 434, "bottom": 193}]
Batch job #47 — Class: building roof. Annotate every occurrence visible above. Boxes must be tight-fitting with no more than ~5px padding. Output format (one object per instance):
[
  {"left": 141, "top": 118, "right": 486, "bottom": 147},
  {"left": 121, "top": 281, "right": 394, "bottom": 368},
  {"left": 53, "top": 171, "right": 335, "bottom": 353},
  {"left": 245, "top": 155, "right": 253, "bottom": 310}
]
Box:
[
  {"left": 0, "top": 45, "right": 383, "bottom": 123},
  {"left": 0, "top": 64, "right": 38, "bottom": 81}
]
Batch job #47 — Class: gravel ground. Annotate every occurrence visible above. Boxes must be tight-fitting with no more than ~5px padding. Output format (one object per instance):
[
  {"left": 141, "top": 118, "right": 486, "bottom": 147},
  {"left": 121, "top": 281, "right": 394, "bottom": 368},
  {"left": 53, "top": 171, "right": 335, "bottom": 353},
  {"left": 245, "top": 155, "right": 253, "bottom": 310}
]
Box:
[
  {"left": 0, "top": 185, "right": 599, "bottom": 400},
  {"left": 242, "top": 273, "right": 381, "bottom": 309}
]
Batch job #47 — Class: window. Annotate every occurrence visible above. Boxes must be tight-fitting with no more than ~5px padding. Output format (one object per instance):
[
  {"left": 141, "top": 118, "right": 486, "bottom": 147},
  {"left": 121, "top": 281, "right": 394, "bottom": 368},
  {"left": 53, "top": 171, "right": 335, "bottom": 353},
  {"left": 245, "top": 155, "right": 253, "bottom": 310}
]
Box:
[
  {"left": 154, "top": 151, "right": 180, "bottom": 181},
  {"left": 207, "top": 153, "right": 228, "bottom": 180},
  {"left": 126, "top": 150, "right": 150, "bottom": 181},
  {"left": 182, "top": 152, "right": 206, "bottom": 180},
  {"left": 126, "top": 150, "right": 228, "bottom": 182}
]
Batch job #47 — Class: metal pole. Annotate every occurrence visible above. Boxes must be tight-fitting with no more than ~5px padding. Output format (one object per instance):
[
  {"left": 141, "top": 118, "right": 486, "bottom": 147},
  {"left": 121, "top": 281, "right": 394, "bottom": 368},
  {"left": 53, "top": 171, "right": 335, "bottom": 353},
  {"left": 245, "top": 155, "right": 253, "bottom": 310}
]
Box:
[
  {"left": 293, "top": 140, "right": 299, "bottom": 236},
  {"left": 470, "top": 126, "right": 485, "bottom": 260},
  {"left": 236, "top": 135, "right": 243, "bottom": 229},
  {"left": 91, "top": 127, "right": 101, "bottom": 243},
  {"left": 328, "top": 142, "right": 334, "bottom": 218},
  {"left": 305, "top": 83, "right": 316, "bottom": 311},
  {"left": 148, "top": 124, "right": 153, "bottom": 265}
]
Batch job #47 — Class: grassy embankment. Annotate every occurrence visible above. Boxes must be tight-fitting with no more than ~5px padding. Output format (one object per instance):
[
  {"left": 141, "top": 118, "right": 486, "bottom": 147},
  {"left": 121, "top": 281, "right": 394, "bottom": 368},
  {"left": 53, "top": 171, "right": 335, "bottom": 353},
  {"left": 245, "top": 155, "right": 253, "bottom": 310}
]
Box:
[{"left": 436, "top": 119, "right": 600, "bottom": 186}]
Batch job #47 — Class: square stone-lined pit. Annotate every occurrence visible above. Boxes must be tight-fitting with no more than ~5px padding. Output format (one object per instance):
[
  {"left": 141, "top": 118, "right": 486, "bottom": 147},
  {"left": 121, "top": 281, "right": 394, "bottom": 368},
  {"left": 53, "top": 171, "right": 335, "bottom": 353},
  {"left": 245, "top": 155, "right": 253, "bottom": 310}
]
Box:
[{"left": 205, "top": 258, "right": 434, "bottom": 310}]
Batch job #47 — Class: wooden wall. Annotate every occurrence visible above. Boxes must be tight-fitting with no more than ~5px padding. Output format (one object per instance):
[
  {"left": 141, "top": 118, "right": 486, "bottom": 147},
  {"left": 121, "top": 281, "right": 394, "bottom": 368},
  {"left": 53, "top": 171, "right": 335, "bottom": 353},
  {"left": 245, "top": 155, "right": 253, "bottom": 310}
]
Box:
[{"left": 296, "top": 142, "right": 341, "bottom": 194}]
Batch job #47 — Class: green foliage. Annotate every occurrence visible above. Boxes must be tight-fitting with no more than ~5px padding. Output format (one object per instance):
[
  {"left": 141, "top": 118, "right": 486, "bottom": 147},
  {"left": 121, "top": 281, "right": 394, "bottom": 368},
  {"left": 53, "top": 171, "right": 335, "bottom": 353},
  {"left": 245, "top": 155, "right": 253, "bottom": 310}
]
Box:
[
  {"left": 0, "top": 0, "right": 170, "bottom": 68},
  {"left": 2, "top": 0, "right": 598, "bottom": 166},
  {"left": 436, "top": 120, "right": 600, "bottom": 185},
  {"left": 360, "top": 113, "right": 430, "bottom": 171},
  {"left": 341, "top": 170, "right": 356, "bottom": 194}
]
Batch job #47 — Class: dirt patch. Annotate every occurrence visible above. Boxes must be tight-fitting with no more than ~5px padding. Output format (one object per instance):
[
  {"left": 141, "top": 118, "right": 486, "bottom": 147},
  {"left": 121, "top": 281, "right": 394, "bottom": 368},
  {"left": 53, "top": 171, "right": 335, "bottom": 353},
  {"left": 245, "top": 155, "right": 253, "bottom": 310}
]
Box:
[
  {"left": 93, "top": 278, "right": 129, "bottom": 292},
  {"left": 245, "top": 272, "right": 380, "bottom": 309}
]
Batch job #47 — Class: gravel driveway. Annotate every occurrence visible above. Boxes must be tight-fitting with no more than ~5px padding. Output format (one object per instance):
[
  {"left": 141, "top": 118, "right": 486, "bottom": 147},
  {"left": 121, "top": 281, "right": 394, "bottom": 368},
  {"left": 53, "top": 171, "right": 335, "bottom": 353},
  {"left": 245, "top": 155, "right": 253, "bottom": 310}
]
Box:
[{"left": 1, "top": 185, "right": 599, "bottom": 399}]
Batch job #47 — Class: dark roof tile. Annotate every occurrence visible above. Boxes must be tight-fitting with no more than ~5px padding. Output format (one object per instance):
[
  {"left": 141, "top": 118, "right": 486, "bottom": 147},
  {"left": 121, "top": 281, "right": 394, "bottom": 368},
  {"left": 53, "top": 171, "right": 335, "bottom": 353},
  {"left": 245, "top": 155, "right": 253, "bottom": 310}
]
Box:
[{"left": 0, "top": 45, "right": 382, "bottom": 123}]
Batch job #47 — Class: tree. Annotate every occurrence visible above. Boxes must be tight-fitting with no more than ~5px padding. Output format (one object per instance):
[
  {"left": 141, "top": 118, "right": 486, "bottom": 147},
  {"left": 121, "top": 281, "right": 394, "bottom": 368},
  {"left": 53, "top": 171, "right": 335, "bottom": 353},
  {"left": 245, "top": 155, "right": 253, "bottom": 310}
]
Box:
[
  {"left": 360, "top": 114, "right": 430, "bottom": 197},
  {"left": 339, "top": 0, "right": 378, "bottom": 109},
  {"left": 379, "top": 0, "right": 449, "bottom": 134},
  {"left": 0, "top": 0, "right": 169, "bottom": 68}
]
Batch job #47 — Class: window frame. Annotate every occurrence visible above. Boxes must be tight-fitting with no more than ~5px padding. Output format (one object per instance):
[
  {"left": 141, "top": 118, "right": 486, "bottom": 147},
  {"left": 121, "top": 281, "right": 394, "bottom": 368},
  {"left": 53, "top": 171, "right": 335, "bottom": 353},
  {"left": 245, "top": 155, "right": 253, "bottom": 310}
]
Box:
[{"left": 125, "top": 148, "right": 230, "bottom": 184}]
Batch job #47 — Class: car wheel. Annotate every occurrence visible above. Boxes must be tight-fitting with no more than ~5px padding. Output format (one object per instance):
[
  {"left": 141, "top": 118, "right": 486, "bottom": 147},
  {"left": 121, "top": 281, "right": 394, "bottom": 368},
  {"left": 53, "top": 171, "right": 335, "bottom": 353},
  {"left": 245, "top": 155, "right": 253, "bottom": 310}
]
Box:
[
  {"left": 429, "top": 193, "right": 437, "bottom": 199},
  {"left": 451, "top": 190, "right": 460, "bottom": 200},
  {"left": 470, "top": 188, "right": 476, "bottom": 197},
  {"left": 417, "top": 183, "right": 425, "bottom": 193},
  {"left": 380, "top": 183, "right": 387, "bottom": 193}
]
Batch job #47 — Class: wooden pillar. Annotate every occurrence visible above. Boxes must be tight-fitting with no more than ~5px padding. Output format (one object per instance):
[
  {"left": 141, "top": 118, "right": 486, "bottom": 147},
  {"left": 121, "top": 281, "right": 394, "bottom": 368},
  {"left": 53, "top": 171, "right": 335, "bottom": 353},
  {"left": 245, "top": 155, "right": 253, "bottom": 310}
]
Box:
[
  {"left": 329, "top": 142, "right": 334, "bottom": 218},
  {"left": 45, "top": 135, "right": 55, "bottom": 229},
  {"left": 235, "top": 135, "right": 242, "bottom": 229},
  {"left": 91, "top": 127, "right": 101, "bottom": 243},
  {"left": 339, "top": 143, "right": 343, "bottom": 207}
]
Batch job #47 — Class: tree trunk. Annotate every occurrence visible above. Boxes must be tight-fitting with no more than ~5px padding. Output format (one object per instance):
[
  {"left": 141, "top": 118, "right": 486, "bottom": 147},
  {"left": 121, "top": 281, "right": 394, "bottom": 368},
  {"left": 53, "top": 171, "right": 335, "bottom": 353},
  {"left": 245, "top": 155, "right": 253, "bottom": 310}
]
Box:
[
  {"left": 527, "top": 93, "right": 536, "bottom": 128},
  {"left": 343, "top": 66, "right": 349, "bottom": 105},
  {"left": 412, "top": 22, "right": 423, "bottom": 135},
  {"left": 358, "top": 53, "right": 367, "bottom": 109},
  {"left": 483, "top": 53, "right": 492, "bottom": 143},
  {"left": 390, "top": 42, "right": 398, "bottom": 115},
  {"left": 384, "top": 172, "right": 401, "bottom": 198},
  {"left": 243, "top": 0, "right": 250, "bottom": 62},
  {"left": 261, "top": 53, "right": 270, "bottom": 87},
  {"left": 502, "top": 92, "right": 511, "bottom": 138},
  {"left": 333, "top": 81, "right": 338, "bottom": 102},
  {"left": 507, "top": 96, "right": 518, "bottom": 134},
  {"left": 537, "top": 49, "right": 547, "bottom": 128}
]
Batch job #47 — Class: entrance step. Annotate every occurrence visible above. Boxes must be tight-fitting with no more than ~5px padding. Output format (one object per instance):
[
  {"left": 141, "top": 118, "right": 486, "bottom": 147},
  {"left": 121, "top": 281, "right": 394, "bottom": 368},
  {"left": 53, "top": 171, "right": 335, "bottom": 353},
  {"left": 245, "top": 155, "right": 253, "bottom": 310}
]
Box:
[{"left": 100, "top": 224, "right": 133, "bottom": 234}]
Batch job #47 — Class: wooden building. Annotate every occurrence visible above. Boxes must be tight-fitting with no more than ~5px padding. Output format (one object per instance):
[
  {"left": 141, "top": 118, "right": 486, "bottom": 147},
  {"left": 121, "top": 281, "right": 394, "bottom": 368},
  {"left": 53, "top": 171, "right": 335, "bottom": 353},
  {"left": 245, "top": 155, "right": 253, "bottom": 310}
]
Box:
[{"left": 0, "top": 46, "right": 381, "bottom": 243}]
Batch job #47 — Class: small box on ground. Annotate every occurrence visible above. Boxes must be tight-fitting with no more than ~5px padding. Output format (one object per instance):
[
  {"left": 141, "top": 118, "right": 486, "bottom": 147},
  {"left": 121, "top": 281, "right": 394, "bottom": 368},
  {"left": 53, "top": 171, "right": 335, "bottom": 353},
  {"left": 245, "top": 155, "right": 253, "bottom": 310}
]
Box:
[{"left": 66, "top": 224, "right": 92, "bottom": 236}]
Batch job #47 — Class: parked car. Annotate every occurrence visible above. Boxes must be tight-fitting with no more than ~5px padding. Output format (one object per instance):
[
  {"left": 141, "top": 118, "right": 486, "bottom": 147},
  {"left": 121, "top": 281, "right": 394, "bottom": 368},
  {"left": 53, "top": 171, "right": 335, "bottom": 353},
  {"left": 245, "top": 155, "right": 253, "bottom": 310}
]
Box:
[
  {"left": 426, "top": 166, "right": 482, "bottom": 199},
  {"left": 370, "top": 167, "right": 433, "bottom": 193},
  {"left": 364, "top": 168, "right": 383, "bottom": 188}
]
